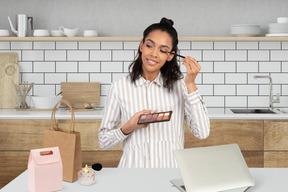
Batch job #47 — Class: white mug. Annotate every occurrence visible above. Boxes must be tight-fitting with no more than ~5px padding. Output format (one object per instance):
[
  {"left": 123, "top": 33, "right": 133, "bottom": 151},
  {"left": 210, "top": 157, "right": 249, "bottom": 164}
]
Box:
[
  {"left": 83, "top": 30, "right": 98, "bottom": 37},
  {"left": 33, "top": 29, "right": 49, "bottom": 37},
  {"left": 59, "top": 26, "right": 79, "bottom": 37}
]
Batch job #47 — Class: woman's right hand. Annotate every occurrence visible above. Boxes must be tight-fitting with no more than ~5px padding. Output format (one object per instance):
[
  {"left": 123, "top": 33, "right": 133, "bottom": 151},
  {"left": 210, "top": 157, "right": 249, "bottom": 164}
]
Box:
[{"left": 121, "top": 110, "right": 151, "bottom": 135}]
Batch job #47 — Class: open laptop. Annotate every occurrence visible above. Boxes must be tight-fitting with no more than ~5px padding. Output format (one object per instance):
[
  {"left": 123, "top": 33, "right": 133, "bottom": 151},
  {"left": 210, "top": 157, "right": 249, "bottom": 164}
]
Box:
[{"left": 171, "top": 144, "right": 255, "bottom": 192}]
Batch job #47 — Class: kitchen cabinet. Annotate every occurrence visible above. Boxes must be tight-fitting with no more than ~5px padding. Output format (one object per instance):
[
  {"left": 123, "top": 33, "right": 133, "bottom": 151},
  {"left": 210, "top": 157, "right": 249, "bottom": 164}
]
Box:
[
  {"left": 185, "top": 120, "right": 264, "bottom": 168},
  {"left": 0, "top": 119, "right": 287, "bottom": 188},
  {"left": 0, "top": 119, "right": 123, "bottom": 189},
  {"left": 264, "top": 120, "right": 288, "bottom": 167}
]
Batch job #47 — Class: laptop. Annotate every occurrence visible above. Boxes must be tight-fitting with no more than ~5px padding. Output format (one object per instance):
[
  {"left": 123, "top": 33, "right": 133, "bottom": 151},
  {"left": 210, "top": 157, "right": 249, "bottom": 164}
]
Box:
[{"left": 171, "top": 144, "right": 255, "bottom": 192}]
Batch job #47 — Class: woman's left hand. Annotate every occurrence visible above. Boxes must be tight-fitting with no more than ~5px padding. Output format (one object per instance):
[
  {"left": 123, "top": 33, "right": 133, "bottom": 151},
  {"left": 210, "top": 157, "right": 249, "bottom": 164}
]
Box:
[{"left": 182, "top": 56, "right": 201, "bottom": 93}]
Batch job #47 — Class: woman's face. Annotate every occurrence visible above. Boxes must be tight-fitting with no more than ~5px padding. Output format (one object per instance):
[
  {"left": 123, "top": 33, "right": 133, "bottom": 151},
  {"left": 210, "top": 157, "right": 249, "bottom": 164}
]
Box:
[{"left": 139, "top": 30, "right": 174, "bottom": 77}]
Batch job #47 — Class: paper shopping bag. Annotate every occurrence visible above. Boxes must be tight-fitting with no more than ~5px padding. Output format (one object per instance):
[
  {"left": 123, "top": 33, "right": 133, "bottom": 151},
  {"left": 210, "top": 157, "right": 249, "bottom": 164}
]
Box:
[
  {"left": 28, "top": 147, "right": 62, "bottom": 192},
  {"left": 44, "top": 99, "right": 82, "bottom": 183}
]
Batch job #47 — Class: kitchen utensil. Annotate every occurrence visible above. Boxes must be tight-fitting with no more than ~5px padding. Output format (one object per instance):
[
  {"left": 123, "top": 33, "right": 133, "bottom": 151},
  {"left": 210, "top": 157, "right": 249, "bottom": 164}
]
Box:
[
  {"left": 50, "top": 30, "right": 65, "bottom": 37},
  {"left": 61, "top": 82, "right": 100, "bottom": 108},
  {"left": 268, "top": 23, "right": 288, "bottom": 33},
  {"left": 59, "top": 26, "right": 79, "bottom": 37},
  {"left": 31, "top": 95, "right": 63, "bottom": 109},
  {"left": 8, "top": 14, "right": 33, "bottom": 37},
  {"left": 0, "top": 53, "right": 19, "bottom": 108},
  {"left": 33, "top": 29, "right": 49, "bottom": 37},
  {"left": 56, "top": 91, "right": 63, "bottom": 97},
  {"left": 0, "top": 29, "right": 9, "bottom": 37},
  {"left": 83, "top": 30, "right": 98, "bottom": 37}
]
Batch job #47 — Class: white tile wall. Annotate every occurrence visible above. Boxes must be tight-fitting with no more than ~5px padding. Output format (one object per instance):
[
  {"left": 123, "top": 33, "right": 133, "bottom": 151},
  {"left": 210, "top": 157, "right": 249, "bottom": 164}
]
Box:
[
  {"left": 214, "top": 42, "right": 235, "bottom": 49},
  {"left": 33, "top": 85, "right": 56, "bottom": 96},
  {"left": 225, "top": 50, "right": 247, "bottom": 61},
  {"left": 34, "top": 42, "right": 55, "bottom": 50},
  {"left": 271, "top": 50, "right": 288, "bottom": 61},
  {"left": 67, "top": 73, "right": 89, "bottom": 82},
  {"left": 11, "top": 42, "right": 32, "bottom": 49},
  {"left": 45, "top": 50, "right": 66, "bottom": 61},
  {"left": 34, "top": 62, "right": 55, "bottom": 72},
  {"left": 56, "top": 62, "right": 77, "bottom": 72},
  {"left": 90, "top": 50, "right": 111, "bottom": 61},
  {"left": 236, "top": 42, "right": 258, "bottom": 50},
  {"left": 203, "top": 50, "right": 224, "bottom": 61},
  {"left": 79, "top": 62, "right": 100, "bottom": 72},
  {"left": 248, "top": 50, "right": 269, "bottom": 61},
  {"left": 101, "top": 62, "right": 123, "bottom": 72},
  {"left": 79, "top": 42, "right": 100, "bottom": 49},
  {"left": 259, "top": 62, "right": 281, "bottom": 72},
  {"left": 67, "top": 50, "right": 89, "bottom": 61},
  {"left": 18, "top": 62, "right": 33, "bottom": 72},
  {"left": 22, "top": 50, "right": 43, "bottom": 61},
  {"left": 237, "top": 85, "right": 258, "bottom": 95},
  {"left": 203, "top": 73, "right": 224, "bottom": 84},
  {"left": 56, "top": 42, "right": 77, "bottom": 49},
  {"left": 214, "top": 62, "right": 235, "bottom": 72},
  {"left": 2, "top": 40, "right": 287, "bottom": 109},
  {"left": 192, "top": 41, "right": 213, "bottom": 49},
  {"left": 0, "top": 42, "right": 10, "bottom": 49}
]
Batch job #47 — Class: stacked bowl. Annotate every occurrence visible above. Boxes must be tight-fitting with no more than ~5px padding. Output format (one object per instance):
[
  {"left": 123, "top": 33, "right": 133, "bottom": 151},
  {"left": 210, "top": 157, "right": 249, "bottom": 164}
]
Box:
[
  {"left": 231, "top": 24, "right": 261, "bottom": 37},
  {"left": 266, "top": 17, "right": 288, "bottom": 36}
]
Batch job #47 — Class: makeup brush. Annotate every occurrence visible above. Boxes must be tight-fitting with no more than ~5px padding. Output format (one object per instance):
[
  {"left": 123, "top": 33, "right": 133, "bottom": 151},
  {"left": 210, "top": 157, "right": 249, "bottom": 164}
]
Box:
[{"left": 168, "top": 51, "right": 185, "bottom": 58}]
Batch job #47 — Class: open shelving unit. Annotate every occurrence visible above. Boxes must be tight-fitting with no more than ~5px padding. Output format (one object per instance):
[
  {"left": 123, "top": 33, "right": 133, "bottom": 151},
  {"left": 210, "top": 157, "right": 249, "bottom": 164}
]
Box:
[{"left": 0, "top": 36, "right": 288, "bottom": 41}]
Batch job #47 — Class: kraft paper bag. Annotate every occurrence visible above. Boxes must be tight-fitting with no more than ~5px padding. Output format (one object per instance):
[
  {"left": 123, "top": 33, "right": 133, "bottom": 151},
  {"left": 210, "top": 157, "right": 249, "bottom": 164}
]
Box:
[
  {"left": 28, "top": 147, "right": 62, "bottom": 192},
  {"left": 44, "top": 99, "right": 82, "bottom": 183}
]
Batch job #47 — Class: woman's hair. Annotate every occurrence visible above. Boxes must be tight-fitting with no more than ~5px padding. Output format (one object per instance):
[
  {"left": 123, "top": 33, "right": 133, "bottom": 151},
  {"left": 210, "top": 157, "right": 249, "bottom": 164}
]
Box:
[{"left": 128, "top": 17, "right": 183, "bottom": 91}]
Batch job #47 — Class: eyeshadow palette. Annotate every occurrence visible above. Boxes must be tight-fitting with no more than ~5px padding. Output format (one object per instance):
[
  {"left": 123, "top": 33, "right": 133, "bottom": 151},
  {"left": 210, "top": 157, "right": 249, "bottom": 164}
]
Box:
[{"left": 137, "top": 111, "right": 172, "bottom": 124}]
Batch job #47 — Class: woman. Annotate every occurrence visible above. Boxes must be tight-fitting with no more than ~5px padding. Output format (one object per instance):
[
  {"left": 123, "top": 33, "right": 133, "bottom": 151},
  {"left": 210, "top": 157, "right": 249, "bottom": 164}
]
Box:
[{"left": 98, "top": 18, "right": 210, "bottom": 168}]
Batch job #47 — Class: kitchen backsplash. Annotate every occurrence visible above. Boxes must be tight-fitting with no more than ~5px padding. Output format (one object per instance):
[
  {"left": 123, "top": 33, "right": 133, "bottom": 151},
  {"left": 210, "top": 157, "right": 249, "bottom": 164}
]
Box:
[{"left": 1, "top": 40, "right": 288, "bottom": 113}]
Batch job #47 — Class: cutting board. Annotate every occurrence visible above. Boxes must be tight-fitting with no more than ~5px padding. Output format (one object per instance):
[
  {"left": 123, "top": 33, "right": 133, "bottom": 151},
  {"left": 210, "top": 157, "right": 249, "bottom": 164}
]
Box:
[
  {"left": 0, "top": 53, "right": 19, "bottom": 108},
  {"left": 61, "top": 82, "right": 100, "bottom": 108}
]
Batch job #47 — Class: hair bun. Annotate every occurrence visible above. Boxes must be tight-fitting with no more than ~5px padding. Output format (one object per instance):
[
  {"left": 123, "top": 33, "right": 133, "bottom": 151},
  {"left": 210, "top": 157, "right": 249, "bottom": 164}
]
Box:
[{"left": 160, "top": 17, "right": 174, "bottom": 26}]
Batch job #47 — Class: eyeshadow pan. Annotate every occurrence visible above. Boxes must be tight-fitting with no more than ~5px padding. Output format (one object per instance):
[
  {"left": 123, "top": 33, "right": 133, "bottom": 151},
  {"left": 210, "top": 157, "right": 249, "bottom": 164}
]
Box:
[
  {"left": 151, "top": 114, "right": 158, "bottom": 121},
  {"left": 157, "top": 113, "right": 164, "bottom": 121},
  {"left": 163, "top": 112, "right": 170, "bottom": 120}
]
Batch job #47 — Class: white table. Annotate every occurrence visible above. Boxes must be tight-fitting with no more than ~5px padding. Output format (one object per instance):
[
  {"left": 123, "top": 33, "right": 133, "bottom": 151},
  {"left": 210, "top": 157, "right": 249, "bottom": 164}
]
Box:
[{"left": 1, "top": 168, "right": 287, "bottom": 192}]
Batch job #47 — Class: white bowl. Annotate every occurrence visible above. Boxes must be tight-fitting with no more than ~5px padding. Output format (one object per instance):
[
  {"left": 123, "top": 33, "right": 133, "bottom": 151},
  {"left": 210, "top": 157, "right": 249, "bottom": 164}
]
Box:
[
  {"left": 0, "top": 29, "right": 9, "bottom": 37},
  {"left": 31, "top": 96, "right": 63, "bottom": 109},
  {"left": 277, "top": 17, "right": 288, "bottom": 23},
  {"left": 59, "top": 26, "right": 79, "bottom": 37},
  {"left": 83, "top": 30, "right": 98, "bottom": 37},
  {"left": 33, "top": 29, "right": 50, "bottom": 37}
]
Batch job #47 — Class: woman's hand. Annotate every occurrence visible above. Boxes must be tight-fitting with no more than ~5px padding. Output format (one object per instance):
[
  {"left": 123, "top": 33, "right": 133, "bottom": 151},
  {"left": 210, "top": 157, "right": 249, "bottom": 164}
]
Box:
[
  {"left": 121, "top": 110, "right": 151, "bottom": 135},
  {"left": 182, "top": 56, "right": 201, "bottom": 93}
]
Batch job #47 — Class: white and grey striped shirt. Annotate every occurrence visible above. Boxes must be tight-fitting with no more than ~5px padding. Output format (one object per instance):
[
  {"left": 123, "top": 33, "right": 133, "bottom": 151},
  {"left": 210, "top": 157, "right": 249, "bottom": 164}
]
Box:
[{"left": 98, "top": 73, "right": 210, "bottom": 168}]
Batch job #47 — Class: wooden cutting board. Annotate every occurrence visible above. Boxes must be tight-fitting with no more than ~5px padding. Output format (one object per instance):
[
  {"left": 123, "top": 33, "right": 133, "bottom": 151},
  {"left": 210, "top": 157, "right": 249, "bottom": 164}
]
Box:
[
  {"left": 61, "top": 82, "right": 100, "bottom": 108},
  {"left": 0, "top": 53, "right": 19, "bottom": 108}
]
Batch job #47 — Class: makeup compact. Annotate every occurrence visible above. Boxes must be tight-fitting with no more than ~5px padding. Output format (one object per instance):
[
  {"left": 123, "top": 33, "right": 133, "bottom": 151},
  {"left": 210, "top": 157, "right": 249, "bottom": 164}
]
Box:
[{"left": 137, "top": 111, "right": 172, "bottom": 124}]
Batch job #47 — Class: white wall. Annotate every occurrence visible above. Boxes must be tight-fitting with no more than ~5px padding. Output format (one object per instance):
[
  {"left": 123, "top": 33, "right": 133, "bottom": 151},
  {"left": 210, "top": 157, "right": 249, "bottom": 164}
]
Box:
[
  {"left": 1, "top": 0, "right": 288, "bottom": 36},
  {"left": 1, "top": 40, "right": 288, "bottom": 113}
]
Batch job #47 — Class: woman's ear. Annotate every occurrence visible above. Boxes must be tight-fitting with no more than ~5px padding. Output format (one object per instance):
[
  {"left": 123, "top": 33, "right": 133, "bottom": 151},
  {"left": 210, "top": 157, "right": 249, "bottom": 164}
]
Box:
[{"left": 167, "top": 51, "right": 175, "bottom": 61}]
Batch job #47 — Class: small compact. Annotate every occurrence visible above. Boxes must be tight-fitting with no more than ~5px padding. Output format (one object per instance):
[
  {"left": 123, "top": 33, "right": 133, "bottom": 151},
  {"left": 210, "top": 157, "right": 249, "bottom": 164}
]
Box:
[{"left": 137, "top": 111, "right": 172, "bottom": 124}]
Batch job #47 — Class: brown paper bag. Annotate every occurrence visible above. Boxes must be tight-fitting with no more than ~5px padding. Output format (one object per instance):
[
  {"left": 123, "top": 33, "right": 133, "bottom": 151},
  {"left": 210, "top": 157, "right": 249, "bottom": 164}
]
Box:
[{"left": 44, "top": 99, "right": 82, "bottom": 183}]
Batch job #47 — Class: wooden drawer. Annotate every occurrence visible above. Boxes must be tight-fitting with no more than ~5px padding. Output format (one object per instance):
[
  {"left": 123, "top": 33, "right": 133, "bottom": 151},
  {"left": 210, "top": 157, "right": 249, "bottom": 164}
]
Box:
[
  {"left": 184, "top": 120, "right": 263, "bottom": 151},
  {"left": 0, "top": 120, "right": 123, "bottom": 151},
  {"left": 264, "top": 152, "right": 288, "bottom": 167},
  {"left": 242, "top": 151, "right": 263, "bottom": 168},
  {"left": 264, "top": 120, "right": 288, "bottom": 150}
]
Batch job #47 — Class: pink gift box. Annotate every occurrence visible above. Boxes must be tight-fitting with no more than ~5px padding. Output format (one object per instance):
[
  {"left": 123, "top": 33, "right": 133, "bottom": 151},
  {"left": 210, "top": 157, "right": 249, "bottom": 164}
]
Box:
[{"left": 28, "top": 147, "right": 63, "bottom": 192}]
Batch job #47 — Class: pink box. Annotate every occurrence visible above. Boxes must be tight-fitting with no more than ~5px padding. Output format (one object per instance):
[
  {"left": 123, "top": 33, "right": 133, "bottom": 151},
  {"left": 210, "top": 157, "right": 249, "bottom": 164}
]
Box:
[{"left": 28, "top": 147, "right": 62, "bottom": 192}]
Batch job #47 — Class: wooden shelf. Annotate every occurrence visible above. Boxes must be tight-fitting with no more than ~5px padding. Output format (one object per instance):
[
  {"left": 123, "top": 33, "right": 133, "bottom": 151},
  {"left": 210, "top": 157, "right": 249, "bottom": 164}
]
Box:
[{"left": 1, "top": 36, "right": 288, "bottom": 41}]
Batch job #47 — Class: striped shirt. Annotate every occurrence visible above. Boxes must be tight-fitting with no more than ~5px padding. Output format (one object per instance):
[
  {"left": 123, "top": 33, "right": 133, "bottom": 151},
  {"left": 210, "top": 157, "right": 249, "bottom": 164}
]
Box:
[{"left": 98, "top": 73, "right": 210, "bottom": 168}]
